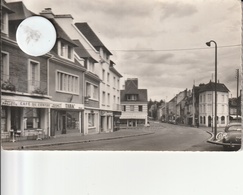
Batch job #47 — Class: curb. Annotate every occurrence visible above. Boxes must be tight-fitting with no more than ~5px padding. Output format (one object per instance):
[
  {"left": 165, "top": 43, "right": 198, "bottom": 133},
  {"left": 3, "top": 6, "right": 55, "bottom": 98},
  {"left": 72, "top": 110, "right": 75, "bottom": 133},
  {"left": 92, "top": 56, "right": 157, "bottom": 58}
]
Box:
[{"left": 4, "top": 131, "right": 155, "bottom": 150}]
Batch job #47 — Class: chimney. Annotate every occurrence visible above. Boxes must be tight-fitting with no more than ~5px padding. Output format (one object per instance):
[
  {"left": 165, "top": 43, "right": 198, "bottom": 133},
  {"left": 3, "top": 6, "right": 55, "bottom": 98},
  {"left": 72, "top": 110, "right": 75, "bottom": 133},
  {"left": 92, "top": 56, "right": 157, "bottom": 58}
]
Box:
[{"left": 40, "top": 8, "right": 54, "bottom": 18}]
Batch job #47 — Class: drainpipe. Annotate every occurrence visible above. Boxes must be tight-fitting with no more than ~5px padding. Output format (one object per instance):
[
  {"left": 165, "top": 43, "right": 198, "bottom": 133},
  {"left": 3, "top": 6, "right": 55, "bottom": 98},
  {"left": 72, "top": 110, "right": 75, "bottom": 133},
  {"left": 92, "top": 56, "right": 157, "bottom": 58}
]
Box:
[{"left": 46, "top": 54, "right": 53, "bottom": 137}]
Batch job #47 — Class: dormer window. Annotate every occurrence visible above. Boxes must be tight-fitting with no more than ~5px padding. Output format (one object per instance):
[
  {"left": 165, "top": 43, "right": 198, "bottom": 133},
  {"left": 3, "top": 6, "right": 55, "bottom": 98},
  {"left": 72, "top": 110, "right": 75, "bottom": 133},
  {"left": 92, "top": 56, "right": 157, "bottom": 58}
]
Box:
[
  {"left": 1, "top": 11, "right": 9, "bottom": 35},
  {"left": 58, "top": 40, "right": 74, "bottom": 61},
  {"left": 126, "top": 94, "right": 138, "bottom": 101}
]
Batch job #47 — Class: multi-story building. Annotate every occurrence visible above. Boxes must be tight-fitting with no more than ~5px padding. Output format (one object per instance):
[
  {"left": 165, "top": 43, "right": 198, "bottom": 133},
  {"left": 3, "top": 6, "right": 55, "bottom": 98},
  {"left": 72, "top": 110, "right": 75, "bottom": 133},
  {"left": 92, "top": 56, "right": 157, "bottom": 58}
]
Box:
[
  {"left": 75, "top": 23, "right": 122, "bottom": 133},
  {"left": 198, "top": 81, "right": 229, "bottom": 127},
  {"left": 1, "top": 1, "right": 51, "bottom": 139},
  {"left": 73, "top": 39, "right": 101, "bottom": 134},
  {"left": 120, "top": 78, "right": 148, "bottom": 127}
]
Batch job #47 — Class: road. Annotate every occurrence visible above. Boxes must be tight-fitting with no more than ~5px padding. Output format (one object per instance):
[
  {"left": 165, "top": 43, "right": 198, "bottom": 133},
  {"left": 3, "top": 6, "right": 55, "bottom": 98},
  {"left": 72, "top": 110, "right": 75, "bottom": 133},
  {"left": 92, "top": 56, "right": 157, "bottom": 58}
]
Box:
[{"left": 30, "top": 121, "right": 229, "bottom": 151}]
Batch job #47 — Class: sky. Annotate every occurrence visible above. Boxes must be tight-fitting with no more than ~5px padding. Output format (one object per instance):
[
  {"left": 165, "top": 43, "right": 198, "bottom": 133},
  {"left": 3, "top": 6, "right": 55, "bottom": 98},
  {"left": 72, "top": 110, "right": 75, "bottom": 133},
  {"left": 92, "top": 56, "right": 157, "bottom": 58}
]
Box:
[{"left": 6, "top": 0, "right": 242, "bottom": 101}]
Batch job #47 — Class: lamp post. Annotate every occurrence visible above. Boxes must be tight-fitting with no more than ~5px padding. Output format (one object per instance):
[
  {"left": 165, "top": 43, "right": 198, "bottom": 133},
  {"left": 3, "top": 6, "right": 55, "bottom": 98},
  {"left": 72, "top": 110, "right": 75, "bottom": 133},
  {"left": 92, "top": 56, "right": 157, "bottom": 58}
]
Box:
[{"left": 206, "top": 40, "right": 217, "bottom": 140}]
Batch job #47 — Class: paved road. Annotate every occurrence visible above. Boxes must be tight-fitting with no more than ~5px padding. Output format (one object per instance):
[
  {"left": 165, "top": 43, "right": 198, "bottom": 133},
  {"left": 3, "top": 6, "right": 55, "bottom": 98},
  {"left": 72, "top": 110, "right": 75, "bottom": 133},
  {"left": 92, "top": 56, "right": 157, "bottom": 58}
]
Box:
[{"left": 30, "top": 121, "right": 228, "bottom": 151}]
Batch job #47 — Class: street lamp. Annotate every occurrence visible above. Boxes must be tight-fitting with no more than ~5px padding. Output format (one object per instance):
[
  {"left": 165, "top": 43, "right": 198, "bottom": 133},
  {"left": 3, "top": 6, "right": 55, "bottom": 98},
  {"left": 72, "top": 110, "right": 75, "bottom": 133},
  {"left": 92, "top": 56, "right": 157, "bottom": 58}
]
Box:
[{"left": 206, "top": 40, "right": 217, "bottom": 140}]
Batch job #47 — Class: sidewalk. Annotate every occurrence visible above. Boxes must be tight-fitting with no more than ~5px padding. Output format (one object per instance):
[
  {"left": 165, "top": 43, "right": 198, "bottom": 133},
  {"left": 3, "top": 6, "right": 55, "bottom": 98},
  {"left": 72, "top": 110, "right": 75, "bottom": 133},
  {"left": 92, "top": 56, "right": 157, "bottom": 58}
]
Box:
[{"left": 2, "top": 127, "right": 154, "bottom": 150}]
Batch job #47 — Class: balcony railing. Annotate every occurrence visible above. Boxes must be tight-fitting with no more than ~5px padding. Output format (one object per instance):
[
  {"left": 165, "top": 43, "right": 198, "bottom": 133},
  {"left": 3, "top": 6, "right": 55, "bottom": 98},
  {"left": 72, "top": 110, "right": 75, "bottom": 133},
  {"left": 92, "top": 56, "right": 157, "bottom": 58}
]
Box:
[{"left": 1, "top": 74, "right": 47, "bottom": 95}]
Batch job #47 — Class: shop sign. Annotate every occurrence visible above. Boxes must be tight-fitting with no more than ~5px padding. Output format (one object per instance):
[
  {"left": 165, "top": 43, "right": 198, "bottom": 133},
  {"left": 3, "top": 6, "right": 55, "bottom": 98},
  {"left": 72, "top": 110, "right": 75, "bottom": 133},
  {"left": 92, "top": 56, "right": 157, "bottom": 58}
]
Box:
[
  {"left": 1, "top": 99, "right": 84, "bottom": 110},
  {"left": 1, "top": 99, "right": 51, "bottom": 108}
]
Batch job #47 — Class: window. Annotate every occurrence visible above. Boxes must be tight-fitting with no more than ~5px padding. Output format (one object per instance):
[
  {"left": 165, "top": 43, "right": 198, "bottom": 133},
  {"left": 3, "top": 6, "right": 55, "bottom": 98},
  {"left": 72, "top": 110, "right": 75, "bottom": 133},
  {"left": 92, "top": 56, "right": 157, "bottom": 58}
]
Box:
[
  {"left": 58, "top": 41, "right": 74, "bottom": 61},
  {"left": 86, "top": 83, "right": 91, "bottom": 97},
  {"left": 123, "top": 105, "right": 126, "bottom": 111},
  {"left": 28, "top": 60, "right": 40, "bottom": 92},
  {"left": 130, "top": 105, "right": 134, "bottom": 111},
  {"left": 88, "top": 113, "right": 95, "bottom": 127},
  {"left": 107, "top": 72, "right": 110, "bottom": 83},
  {"left": 222, "top": 105, "right": 224, "bottom": 113},
  {"left": 139, "top": 105, "right": 143, "bottom": 112},
  {"left": 1, "top": 52, "right": 9, "bottom": 81},
  {"left": 117, "top": 97, "right": 120, "bottom": 104},
  {"left": 113, "top": 95, "right": 116, "bottom": 103},
  {"left": 56, "top": 71, "right": 79, "bottom": 94},
  {"left": 200, "top": 95, "right": 202, "bottom": 103},
  {"left": 102, "top": 92, "right": 106, "bottom": 105},
  {"left": 93, "top": 85, "right": 98, "bottom": 99},
  {"left": 102, "top": 69, "right": 105, "bottom": 81},
  {"left": 208, "top": 94, "right": 212, "bottom": 102},
  {"left": 117, "top": 79, "right": 120, "bottom": 89},
  {"left": 222, "top": 95, "right": 224, "bottom": 102},
  {"left": 126, "top": 94, "right": 138, "bottom": 101},
  {"left": 107, "top": 93, "right": 110, "bottom": 104},
  {"left": 24, "top": 108, "right": 40, "bottom": 129},
  {"left": 113, "top": 77, "right": 116, "bottom": 88},
  {"left": 1, "top": 12, "right": 8, "bottom": 35},
  {"left": 221, "top": 116, "right": 225, "bottom": 124}
]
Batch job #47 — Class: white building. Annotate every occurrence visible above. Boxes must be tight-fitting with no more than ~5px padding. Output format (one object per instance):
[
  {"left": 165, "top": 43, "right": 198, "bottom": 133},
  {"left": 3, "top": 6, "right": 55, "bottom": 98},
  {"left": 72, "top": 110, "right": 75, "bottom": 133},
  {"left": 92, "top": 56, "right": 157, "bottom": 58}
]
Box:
[
  {"left": 199, "top": 81, "right": 229, "bottom": 127},
  {"left": 120, "top": 78, "right": 148, "bottom": 127}
]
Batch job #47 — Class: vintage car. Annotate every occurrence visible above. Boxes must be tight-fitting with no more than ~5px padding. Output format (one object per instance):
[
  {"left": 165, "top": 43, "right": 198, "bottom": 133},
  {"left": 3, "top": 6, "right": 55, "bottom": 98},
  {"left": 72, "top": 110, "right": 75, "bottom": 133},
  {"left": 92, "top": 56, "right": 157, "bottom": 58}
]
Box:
[{"left": 216, "top": 123, "right": 242, "bottom": 150}]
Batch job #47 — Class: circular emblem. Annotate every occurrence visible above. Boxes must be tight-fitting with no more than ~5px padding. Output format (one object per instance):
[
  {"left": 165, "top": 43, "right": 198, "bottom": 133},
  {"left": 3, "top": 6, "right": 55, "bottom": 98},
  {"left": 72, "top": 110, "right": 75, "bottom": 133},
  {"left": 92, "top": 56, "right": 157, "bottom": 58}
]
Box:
[{"left": 16, "top": 16, "right": 56, "bottom": 56}]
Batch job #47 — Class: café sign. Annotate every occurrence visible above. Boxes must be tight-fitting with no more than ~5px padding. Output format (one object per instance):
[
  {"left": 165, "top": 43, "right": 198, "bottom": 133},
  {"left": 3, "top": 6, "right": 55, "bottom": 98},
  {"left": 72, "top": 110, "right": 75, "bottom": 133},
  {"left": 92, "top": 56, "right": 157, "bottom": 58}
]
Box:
[{"left": 1, "top": 99, "right": 84, "bottom": 110}]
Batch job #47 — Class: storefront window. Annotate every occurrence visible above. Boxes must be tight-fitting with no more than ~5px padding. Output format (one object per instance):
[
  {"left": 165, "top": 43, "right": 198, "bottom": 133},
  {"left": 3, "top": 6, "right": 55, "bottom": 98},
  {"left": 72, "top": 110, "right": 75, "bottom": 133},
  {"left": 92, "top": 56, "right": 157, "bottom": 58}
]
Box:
[
  {"left": 88, "top": 113, "right": 95, "bottom": 127},
  {"left": 24, "top": 108, "right": 40, "bottom": 129},
  {"left": 1, "top": 107, "right": 7, "bottom": 132}
]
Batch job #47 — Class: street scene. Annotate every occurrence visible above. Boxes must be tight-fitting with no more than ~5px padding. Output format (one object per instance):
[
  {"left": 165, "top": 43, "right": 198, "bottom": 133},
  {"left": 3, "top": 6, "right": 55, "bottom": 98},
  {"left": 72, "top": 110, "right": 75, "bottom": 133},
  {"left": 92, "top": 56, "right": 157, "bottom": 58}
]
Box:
[{"left": 1, "top": 0, "right": 242, "bottom": 151}]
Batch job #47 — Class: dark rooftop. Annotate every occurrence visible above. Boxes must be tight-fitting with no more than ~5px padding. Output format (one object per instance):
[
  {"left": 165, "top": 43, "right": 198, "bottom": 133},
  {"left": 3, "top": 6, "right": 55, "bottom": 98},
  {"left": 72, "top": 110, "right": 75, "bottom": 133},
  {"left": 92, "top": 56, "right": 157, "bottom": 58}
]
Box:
[
  {"left": 75, "top": 22, "right": 112, "bottom": 55},
  {"left": 7, "top": 1, "right": 35, "bottom": 20},
  {"left": 73, "top": 39, "right": 97, "bottom": 62},
  {"left": 199, "top": 81, "right": 230, "bottom": 93}
]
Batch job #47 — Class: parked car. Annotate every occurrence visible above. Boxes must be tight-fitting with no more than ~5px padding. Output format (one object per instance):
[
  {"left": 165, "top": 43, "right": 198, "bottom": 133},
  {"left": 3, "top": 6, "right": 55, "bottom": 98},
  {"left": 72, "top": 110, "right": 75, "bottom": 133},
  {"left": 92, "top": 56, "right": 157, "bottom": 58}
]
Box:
[{"left": 217, "top": 123, "right": 242, "bottom": 150}]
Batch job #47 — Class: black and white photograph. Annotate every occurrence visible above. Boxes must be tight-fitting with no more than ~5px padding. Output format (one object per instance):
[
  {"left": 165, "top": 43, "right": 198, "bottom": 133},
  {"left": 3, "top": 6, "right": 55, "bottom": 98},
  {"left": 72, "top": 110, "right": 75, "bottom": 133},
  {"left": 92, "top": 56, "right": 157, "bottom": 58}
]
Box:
[
  {"left": 1, "top": 0, "right": 242, "bottom": 152},
  {"left": 2, "top": 1, "right": 243, "bottom": 195}
]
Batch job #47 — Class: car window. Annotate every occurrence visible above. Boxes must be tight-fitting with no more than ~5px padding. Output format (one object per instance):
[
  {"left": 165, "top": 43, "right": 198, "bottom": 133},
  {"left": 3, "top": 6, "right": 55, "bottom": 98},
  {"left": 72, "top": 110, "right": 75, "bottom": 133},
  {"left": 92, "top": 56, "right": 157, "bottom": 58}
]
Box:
[{"left": 227, "top": 125, "right": 242, "bottom": 131}]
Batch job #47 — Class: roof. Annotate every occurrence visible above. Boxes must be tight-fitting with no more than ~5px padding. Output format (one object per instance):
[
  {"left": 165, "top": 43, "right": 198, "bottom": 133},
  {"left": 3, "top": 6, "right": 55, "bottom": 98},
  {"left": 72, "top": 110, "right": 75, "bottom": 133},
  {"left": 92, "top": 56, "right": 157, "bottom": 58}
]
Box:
[
  {"left": 73, "top": 39, "right": 97, "bottom": 62},
  {"left": 120, "top": 89, "right": 148, "bottom": 102},
  {"left": 75, "top": 22, "right": 112, "bottom": 55},
  {"left": 7, "top": 1, "right": 35, "bottom": 20},
  {"left": 109, "top": 66, "right": 123, "bottom": 78},
  {"left": 199, "top": 81, "right": 229, "bottom": 93},
  {"left": 2, "top": 0, "right": 14, "bottom": 13},
  {"left": 49, "top": 19, "right": 77, "bottom": 46}
]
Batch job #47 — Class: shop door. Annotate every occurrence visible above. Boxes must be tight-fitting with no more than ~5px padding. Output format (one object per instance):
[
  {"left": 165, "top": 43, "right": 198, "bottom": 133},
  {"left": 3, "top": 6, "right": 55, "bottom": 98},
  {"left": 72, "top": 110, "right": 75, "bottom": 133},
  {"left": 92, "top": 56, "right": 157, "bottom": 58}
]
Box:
[
  {"left": 11, "top": 107, "right": 20, "bottom": 130},
  {"left": 62, "top": 115, "right": 66, "bottom": 134}
]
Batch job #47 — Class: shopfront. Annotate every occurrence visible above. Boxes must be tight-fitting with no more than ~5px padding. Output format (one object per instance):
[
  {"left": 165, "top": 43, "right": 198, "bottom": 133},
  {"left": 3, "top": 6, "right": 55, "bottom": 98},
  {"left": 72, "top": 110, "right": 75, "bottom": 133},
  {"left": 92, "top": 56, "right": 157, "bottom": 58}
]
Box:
[
  {"left": 1, "top": 95, "right": 51, "bottom": 139},
  {"left": 100, "top": 111, "right": 113, "bottom": 133},
  {"left": 50, "top": 102, "right": 84, "bottom": 136}
]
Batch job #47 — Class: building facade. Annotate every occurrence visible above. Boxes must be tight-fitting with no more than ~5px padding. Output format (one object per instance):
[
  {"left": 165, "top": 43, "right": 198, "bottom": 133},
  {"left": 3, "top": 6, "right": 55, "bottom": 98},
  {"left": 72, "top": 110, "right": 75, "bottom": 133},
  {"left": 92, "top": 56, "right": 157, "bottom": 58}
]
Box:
[
  {"left": 1, "top": 1, "right": 51, "bottom": 139},
  {"left": 120, "top": 78, "right": 148, "bottom": 128},
  {"left": 198, "top": 82, "right": 229, "bottom": 127}
]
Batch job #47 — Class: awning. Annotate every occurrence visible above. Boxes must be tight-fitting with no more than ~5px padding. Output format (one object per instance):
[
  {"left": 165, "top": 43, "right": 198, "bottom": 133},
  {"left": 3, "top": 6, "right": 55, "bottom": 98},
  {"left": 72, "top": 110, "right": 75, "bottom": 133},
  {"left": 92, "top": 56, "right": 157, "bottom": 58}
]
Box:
[
  {"left": 2, "top": 95, "right": 52, "bottom": 108},
  {"left": 1, "top": 95, "right": 84, "bottom": 110}
]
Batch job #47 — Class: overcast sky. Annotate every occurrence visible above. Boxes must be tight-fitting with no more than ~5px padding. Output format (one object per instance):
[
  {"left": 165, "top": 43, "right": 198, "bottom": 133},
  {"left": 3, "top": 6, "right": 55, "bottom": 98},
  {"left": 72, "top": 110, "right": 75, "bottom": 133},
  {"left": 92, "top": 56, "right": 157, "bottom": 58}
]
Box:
[{"left": 7, "top": 0, "right": 242, "bottom": 101}]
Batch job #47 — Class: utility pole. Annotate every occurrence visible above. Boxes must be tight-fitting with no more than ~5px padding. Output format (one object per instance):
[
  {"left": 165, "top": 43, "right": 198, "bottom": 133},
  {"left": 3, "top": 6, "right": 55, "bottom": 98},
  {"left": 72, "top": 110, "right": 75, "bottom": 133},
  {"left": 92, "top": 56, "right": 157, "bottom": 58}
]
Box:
[
  {"left": 236, "top": 69, "right": 239, "bottom": 121},
  {"left": 192, "top": 81, "right": 195, "bottom": 126}
]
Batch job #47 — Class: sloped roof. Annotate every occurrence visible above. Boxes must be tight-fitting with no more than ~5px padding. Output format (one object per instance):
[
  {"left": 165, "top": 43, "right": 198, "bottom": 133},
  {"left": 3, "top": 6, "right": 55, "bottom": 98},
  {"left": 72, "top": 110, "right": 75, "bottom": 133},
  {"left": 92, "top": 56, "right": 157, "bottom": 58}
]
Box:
[
  {"left": 50, "top": 19, "right": 77, "bottom": 46},
  {"left": 120, "top": 89, "right": 148, "bottom": 102},
  {"left": 124, "top": 79, "right": 139, "bottom": 94},
  {"left": 73, "top": 39, "right": 97, "bottom": 62},
  {"left": 75, "top": 22, "right": 112, "bottom": 55},
  {"left": 7, "top": 1, "right": 35, "bottom": 20},
  {"left": 199, "top": 81, "right": 229, "bottom": 93},
  {"left": 110, "top": 66, "right": 123, "bottom": 78},
  {"left": 2, "top": 0, "right": 14, "bottom": 13}
]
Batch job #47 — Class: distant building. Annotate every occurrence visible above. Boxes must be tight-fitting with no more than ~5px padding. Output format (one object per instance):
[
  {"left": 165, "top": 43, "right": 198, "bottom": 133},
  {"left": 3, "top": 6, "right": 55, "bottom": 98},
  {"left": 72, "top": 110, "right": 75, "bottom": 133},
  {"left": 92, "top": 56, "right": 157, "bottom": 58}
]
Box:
[
  {"left": 120, "top": 78, "right": 148, "bottom": 127},
  {"left": 198, "top": 81, "right": 229, "bottom": 127},
  {"left": 229, "top": 96, "right": 241, "bottom": 122}
]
